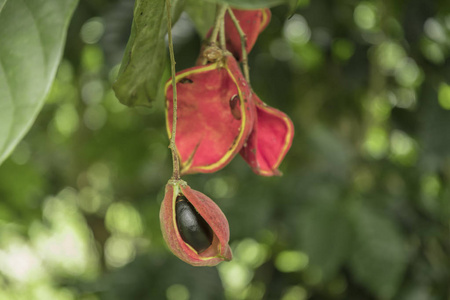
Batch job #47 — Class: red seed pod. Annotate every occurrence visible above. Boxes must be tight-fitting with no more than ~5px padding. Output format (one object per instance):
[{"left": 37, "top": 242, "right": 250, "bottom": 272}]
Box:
[
  {"left": 240, "top": 93, "right": 294, "bottom": 176},
  {"left": 165, "top": 55, "right": 255, "bottom": 175},
  {"left": 159, "top": 179, "right": 232, "bottom": 266},
  {"left": 224, "top": 8, "right": 271, "bottom": 60}
]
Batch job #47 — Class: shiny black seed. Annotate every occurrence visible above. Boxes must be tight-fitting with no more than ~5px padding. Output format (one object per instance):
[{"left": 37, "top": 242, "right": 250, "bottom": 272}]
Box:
[{"left": 175, "top": 195, "right": 213, "bottom": 253}]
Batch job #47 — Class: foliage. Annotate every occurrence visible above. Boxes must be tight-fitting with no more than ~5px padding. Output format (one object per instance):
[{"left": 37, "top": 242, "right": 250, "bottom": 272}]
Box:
[
  {"left": 0, "top": 0, "right": 450, "bottom": 299},
  {"left": 112, "top": 0, "right": 184, "bottom": 107},
  {"left": 0, "top": 0, "right": 78, "bottom": 165}
]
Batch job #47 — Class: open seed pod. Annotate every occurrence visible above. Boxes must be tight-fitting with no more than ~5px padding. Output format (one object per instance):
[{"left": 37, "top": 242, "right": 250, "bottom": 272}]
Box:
[
  {"left": 166, "top": 55, "right": 255, "bottom": 175},
  {"left": 240, "top": 93, "right": 294, "bottom": 176},
  {"left": 223, "top": 8, "right": 271, "bottom": 61},
  {"left": 160, "top": 179, "right": 232, "bottom": 266}
]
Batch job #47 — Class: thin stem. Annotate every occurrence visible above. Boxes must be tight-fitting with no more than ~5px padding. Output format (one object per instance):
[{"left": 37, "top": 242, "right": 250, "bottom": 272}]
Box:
[
  {"left": 227, "top": 8, "right": 250, "bottom": 83},
  {"left": 219, "top": 10, "right": 226, "bottom": 49},
  {"left": 209, "top": 4, "right": 228, "bottom": 45},
  {"left": 200, "top": 4, "right": 228, "bottom": 66},
  {"left": 165, "top": 0, "right": 180, "bottom": 180}
]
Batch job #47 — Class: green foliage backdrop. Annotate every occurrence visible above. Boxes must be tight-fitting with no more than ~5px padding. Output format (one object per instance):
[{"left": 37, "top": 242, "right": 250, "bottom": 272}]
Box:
[{"left": 0, "top": 0, "right": 449, "bottom": 299}]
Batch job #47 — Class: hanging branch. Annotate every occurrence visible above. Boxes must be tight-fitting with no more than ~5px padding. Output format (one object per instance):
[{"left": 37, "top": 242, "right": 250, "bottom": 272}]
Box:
[
  {"left": 227, "top": 8, "right": 250, "bottom": 83},
  {"left": 165, "top": 0, "right": 180, "bottom": 180}
]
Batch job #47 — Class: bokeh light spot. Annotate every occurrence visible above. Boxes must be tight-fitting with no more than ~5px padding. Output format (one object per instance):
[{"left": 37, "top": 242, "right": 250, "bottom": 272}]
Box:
[
  {"left": 390, "top": 130, "right": 417, "bottom": 166},
  {"left": 363, "top": 126, "right": 388, "bottom": 159},
  {"left": 82, "top": 80, "right": 104, "bottom": 106},
  {"left": 354, "top": 2, "right": 377, "bottom": 30},
  {"left": 166, "top": 284, "right": 190, "bottom": 300},
  {"left": 78, "top": 187, "right": 103, "bottom": 214},
  {"left": 80, "top": 17, "right": 105, "bottom": 44},
  {"left": 438, "top": 83, "right": 450, "bottom": 110},
  {"left": 270, "top": 38, "right": 294, "bottom": 61},
  {"left": 105, "top": 202, "right": 143, "bottom": 237},
  {"left": 55, "top": 104, "right": 79, "bottom": 137},
  {"left": 218, "top": 261, "right": 253, "bottom": 291},
  {"left": 332, "top": 39, "right": 355, "bottom": 61},
  {"left": 235, "top": 238, "right": 268, "bottom": 268},
  {"left": 421, "top": 174, "right": 440, "bottom": 199},
  {"left": 376, "top": 42, "right": 405, "bottom": 73},
  {"left": 275, "top": 250, "right": 309, "bottom": 272},
  {"left": 283, "top": 14, "right": 311, "bottom": 45},
  {"left": 281, "top": 286, "right": 307, "bottom": 300},
  {"left": 424, "top": 18, "right": 446, "bottom": 44},
  {"left": 81, "top": 45, "right": 104, "bottom": 72},
  {"left": 420, "top": 38, "right": 445, "bottom": 64},
  {"left": 83, "top": 105, "right": 107, "bottom": 131},
  {"left": 394, "top": 58, "right": 422, "bottom": 87},
  {"left": 104, "top": 236, "right": 135, "bottom": 268}
]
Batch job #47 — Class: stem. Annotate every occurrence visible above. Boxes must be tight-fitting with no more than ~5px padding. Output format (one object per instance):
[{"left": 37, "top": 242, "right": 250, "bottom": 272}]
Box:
[
  {"left": 219, "top": 11, "right": 226, "bottom": 49},
  {"left": 209, "top": 4, "right": 228, "bottom": 45},
  {"left": 227, "top": 8, "right": 250, "bottom": 83},
  {"left": 166, "top": 0, "right": 180, "bottom": 180}
]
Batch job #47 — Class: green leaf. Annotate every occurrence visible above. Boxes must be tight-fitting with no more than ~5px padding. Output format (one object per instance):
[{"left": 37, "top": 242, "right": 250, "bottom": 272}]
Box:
[
  {"left": 203, "top": 0, "right": 290, "bottom": 9},
  {"left": 113, "top": 0, "right": 184, "bottom": 108},
  {"left": 0, "top": 0, "right": 6, "bottom": 12},
  {"left": 0, "top": 0, "right": 78, "bottom": 166},
  {"left": 298, "top": 201, "right": 352, "bottom": 280},
  {"left": 349, "top": 206, "right": 409, "bottom": 299},
  {"left": 185, "top": 0, "right": 215, "bottom": 38}
]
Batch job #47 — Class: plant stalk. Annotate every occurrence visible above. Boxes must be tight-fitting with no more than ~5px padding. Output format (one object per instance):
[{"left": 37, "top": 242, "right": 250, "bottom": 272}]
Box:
[
  {"left": 227, "top": 8, "right": 250, "bottom": 83},
  {"left": 165, "top": 0, "right": 180, "bottom": 180},
  {"left": 210, "top": 4, "right": 228, "bottom": 45}
]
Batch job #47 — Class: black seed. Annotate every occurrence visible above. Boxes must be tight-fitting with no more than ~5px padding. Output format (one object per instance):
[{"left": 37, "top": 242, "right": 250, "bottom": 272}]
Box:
[
  {"left": 175, "top": 195, "right": 213, "bottom": 253},
  {"left": 180, "top": 78, "right": 193, "bottom": 84}
]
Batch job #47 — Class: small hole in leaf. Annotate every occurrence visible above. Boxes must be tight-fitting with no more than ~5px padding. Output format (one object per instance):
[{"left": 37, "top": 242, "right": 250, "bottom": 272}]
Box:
[{"left": 229, "top": 95, "right": 242, "bottom": 120}]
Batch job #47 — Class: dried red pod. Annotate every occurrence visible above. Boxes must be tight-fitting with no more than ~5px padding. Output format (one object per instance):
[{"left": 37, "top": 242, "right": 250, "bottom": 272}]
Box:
[
  {"left": 224, "top": 8, "right": 271, "bottom": 60},
  {"left": 240, "top": 93, "right": 294, "bottom": 176},
  {"left": 165, "top": 55, "right": 255, "bottom": 175},
  {"left": 160, "top": 179, "right": 232, "bottom": 266}
]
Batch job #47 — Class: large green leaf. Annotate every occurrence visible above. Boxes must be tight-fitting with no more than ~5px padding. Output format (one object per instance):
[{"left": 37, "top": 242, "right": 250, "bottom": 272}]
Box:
[
  {"left": 0, "top": 0, "right": 78, "bottom": 166},
  {"left": 0, "top": 0, "right": 6, "bottom": 12},
  {"left": 113, "top": 0, "right": 184, "bottom": 108},
  {"left": 349, "top": 206, "right": 409, "bottom": 299}
]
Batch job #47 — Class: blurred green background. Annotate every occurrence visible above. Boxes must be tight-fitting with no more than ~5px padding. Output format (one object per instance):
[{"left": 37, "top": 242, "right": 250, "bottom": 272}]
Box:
[{"left": 1, "top": 0, "right": 450, "bottom": 299}]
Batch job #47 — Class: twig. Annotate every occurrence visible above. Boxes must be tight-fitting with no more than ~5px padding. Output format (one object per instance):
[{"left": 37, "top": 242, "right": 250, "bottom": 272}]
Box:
[
  {"left": 219, "top": 10, "right": 226, "bottom": 49},
  {"left": 227, "top": 8, "right": 250, "bottom": 83},
  {"left": 165, "top": 0, "right": 180, "bottom": 180},
  {"left": 210, "top": 4, "right": 228, "bottom": 45}
]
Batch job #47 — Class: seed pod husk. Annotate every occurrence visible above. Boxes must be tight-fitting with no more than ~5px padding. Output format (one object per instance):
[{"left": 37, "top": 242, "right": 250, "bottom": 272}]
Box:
[
  {"left": 159, "top": 179, "right": 232, "bottom": 266},
  {"left": 223, "top": 8, "right": 272, "bottom": 61},
  {"left": 240, "top": 93, "right": 294, "bottom": 176},
  {"left": 165, "top": 55, "right": 255, "bottom": 175}
]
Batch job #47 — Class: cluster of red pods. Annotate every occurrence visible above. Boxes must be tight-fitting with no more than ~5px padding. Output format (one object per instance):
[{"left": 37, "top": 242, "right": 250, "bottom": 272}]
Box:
[{"left": 160, "top": 8, "right": 294, "bottom": 266}]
